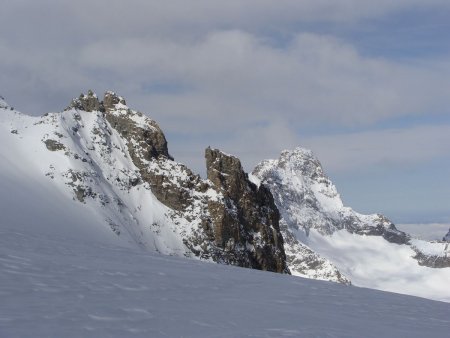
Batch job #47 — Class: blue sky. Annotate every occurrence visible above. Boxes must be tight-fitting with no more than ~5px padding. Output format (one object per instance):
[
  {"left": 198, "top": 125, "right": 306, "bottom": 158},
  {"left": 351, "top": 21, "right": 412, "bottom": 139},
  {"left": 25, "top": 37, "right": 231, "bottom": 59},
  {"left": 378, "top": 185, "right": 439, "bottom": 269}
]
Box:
[{"left": 1, "top": 1, "right": 449, "bottom": 223}]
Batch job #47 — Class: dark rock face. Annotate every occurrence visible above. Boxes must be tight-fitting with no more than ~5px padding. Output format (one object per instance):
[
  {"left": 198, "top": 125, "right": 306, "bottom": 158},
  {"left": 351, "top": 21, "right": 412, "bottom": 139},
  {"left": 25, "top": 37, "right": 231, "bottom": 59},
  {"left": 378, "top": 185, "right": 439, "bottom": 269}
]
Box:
[
  {"left": 205, "top": 148, "right": 288, "bottom": 273},
  {"left": 145, "top": 159, "right": 205, "bottom": 211},
  {"left": 413, "top": 250, "right": 450, "bottom": 268},
  {"left": 344, "top": 215, "right": 410, "bottom": 245},
  {"left": 206, "top": 148, "right": 247, "bottom": 201},
  {"left": 106, "top": 114, "right": 171, "bottom": 161},
  {"left": 103, "top": 91, "right": 126, "bottom": 112},
  {"left": 44, "top": 139, "right": 66, "bottom": 151}
]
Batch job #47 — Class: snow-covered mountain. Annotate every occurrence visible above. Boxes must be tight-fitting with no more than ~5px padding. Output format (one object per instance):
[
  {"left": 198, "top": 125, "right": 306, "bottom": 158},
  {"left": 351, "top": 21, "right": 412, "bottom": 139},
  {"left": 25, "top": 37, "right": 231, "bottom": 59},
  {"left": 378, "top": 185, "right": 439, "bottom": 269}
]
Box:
[
  {"left": 253, "top": 148, "right": 450, "bottom": 300},
  {"left": 1, "top": 91, "right": 449, "bottom": 302},
  {"left": 0, "top": 91, "right": 287, "bottom": 273}
]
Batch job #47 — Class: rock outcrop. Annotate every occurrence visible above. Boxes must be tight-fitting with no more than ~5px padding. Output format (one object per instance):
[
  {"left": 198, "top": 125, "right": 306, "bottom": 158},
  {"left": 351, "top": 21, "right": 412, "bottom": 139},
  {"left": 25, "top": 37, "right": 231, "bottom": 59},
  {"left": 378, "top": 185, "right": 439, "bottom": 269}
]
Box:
[
  {"left": 67, "top": 90, "right": 101, "bottom": 112},
  {"left": 413, "top": 249, "right": 450, "bottom": 268},
  {"left": 205, "top": 148, "right": 288, "bottom": 273}
]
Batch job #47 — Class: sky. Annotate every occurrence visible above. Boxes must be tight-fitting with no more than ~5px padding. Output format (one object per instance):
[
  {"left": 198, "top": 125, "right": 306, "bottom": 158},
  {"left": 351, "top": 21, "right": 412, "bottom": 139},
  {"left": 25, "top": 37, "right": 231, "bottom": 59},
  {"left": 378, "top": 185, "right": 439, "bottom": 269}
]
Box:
[{"left": 1, "top": 1, "right": 449, "bottom": 223}]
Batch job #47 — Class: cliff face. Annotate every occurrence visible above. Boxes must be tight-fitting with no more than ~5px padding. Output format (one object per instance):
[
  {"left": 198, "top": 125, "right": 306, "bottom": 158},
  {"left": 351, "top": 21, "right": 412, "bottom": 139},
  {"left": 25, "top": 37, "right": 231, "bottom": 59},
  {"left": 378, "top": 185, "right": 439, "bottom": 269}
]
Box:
[{"left": 205, "top": 148, "right": 288, "bottom": 273}]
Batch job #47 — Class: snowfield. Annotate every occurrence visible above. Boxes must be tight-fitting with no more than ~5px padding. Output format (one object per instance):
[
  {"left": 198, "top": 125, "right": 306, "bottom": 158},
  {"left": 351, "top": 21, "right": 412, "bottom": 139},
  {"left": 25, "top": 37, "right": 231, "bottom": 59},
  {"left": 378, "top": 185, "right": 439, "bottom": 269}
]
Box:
[{"left": 1, "top": 223, "right": 450, "bottom": 338}]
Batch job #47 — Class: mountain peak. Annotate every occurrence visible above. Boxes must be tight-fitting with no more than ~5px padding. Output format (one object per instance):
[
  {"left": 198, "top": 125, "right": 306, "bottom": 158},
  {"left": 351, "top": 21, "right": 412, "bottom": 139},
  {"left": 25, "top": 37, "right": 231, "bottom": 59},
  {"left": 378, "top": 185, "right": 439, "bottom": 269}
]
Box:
[
  {"left": 277, "top": 147, "right": 326, "bottom": 177},
  {"left": 281, "top": 147, "right": 314, "bottom": 159},
  {"left": 103, "top": 91, "right": 127, "bottom": 112},
  {"left": 66, "top": 90, "right": 128, "bottom": 113},
  {"left": 66, "top": 90, "right": 100, "bottom": 112}
]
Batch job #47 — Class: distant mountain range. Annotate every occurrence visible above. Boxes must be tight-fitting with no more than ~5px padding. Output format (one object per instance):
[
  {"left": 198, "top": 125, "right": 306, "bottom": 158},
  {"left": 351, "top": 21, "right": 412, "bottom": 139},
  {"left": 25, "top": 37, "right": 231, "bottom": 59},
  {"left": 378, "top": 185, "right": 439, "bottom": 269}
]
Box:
[{"left": 1, "top": 91, "right": 449, "bottom": 301}]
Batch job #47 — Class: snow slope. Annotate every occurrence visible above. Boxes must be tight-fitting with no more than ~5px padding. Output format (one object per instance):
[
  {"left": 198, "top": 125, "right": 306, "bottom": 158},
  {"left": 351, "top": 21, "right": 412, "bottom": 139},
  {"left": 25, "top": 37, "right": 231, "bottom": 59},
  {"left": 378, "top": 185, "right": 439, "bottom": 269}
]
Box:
[
  {"left": 0, "top": 112, "right": 131, "bottom": 246},
  {"left": 1, "top": 221, "right": 450, "bottom": 338},
  {"left": 0, "top": 103, "right": 194, "bottom": 256}
]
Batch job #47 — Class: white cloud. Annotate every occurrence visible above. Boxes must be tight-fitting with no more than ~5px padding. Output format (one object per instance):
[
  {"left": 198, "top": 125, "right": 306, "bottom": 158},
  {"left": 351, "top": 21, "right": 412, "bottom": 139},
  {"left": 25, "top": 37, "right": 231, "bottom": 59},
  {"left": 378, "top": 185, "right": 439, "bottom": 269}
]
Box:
[
  {"left": 5, "top": 1, "right": 449, "bottom": 39},
  {"left": 69, "top": 30, "right": 450, "bottom": 132},
  {"left": 1, "top": 0, "right": 449, "bottom": 221},
  {"left": 300, "top": 124, "right": 450, "bottom": 172},
  {"left": 3, "top": 26, "right": 450, "bottom": 176},
  {"left": 1, "top": 1, "right": 449, "bottom": 169}
]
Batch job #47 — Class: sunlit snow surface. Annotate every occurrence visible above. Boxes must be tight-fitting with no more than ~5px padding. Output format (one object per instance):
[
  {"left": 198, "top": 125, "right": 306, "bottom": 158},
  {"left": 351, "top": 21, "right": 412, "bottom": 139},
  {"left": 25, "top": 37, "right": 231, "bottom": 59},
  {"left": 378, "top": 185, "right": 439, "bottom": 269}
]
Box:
[{"left": 1, "top": 225, "right": 450, "bottom": 338}]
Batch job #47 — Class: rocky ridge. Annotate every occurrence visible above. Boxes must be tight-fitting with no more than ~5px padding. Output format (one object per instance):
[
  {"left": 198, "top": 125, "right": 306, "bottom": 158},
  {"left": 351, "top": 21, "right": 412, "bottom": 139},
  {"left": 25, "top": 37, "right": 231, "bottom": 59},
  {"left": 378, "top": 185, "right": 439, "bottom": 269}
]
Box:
[{"left": 61, "top": 91, "right": 288, "bottom": 273}]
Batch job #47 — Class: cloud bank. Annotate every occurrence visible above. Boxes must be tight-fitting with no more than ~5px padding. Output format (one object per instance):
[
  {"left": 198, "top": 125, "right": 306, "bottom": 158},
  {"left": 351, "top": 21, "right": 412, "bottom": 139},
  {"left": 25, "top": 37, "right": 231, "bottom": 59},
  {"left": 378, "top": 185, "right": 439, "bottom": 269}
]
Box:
[{"left": 1, "top": 1, "right": 449, "bottom": 221}]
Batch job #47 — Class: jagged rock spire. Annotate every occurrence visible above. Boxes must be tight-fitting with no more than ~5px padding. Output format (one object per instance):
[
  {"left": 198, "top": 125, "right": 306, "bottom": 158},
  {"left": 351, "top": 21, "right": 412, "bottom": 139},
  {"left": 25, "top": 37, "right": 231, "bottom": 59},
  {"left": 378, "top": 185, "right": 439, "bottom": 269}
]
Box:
[{"left": 205, "top": 147, "right": 289, "bottom": 273}]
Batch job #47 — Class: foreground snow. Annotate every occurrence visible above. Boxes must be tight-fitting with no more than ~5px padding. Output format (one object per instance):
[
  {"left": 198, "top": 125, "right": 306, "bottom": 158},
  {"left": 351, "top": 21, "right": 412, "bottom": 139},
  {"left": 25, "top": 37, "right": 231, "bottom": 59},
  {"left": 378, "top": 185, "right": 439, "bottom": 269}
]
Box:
[{"left": 1, "top": 223, "right": 450, "bottom": 338}]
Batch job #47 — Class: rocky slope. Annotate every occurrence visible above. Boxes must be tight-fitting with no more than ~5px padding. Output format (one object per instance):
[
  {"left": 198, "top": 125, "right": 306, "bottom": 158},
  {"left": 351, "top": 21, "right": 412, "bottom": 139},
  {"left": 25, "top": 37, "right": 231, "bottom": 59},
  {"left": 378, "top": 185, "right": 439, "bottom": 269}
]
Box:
[
  {"left": 252, "top": 148, "right": 450, "bottom": 279},
  {"left": 1, "top": 90, "right": 287, "bottom": 273}
]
